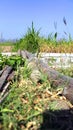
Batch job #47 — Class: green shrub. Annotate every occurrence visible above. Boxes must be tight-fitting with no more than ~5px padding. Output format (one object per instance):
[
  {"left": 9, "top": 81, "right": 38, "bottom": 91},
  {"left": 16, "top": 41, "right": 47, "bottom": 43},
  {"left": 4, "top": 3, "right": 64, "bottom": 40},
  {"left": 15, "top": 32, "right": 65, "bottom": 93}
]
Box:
[{"left": 14, "top": 22, "right": 40, "bottom": 53}]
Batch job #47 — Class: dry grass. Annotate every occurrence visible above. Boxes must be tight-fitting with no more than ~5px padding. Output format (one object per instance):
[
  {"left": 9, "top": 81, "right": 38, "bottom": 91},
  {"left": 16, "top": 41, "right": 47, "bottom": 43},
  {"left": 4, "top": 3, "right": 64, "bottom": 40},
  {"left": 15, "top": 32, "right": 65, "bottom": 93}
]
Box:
[
  {"left": 0, "top": 46, "right": 13, "bottom": 52},
  {"left": 40, "top": 43, "right": 73, "bottom": 53}
]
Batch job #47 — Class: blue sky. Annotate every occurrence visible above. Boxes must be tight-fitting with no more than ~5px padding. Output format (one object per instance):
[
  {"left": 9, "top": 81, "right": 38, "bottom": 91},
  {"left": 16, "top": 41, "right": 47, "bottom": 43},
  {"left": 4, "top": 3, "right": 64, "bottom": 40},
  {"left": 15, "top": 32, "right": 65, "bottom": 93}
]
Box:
[{"left": 0, "top": 0, "right": 73, "bottom": 39}]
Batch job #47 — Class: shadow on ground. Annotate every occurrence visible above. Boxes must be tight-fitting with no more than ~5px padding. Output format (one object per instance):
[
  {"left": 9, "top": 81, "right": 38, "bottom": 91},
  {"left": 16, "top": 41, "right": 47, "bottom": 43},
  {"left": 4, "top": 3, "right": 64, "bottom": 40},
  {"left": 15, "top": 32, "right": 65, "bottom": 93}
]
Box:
[{"left": 38, "top": 109, "right": 73, "bottom": 130}]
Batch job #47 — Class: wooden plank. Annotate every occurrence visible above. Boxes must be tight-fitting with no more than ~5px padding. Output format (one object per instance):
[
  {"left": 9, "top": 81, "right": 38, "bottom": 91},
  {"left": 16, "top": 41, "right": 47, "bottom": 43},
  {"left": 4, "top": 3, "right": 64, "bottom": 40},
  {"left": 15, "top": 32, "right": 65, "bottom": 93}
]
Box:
[{"left": 0, "top": 66, "right": 13, "bottom": 91}]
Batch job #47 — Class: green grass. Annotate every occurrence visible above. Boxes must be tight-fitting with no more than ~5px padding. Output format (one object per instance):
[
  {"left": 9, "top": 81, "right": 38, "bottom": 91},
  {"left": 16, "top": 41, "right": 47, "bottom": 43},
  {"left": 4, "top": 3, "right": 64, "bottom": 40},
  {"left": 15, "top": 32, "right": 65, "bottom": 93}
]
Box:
[
  {"left": 0, "top": 58, "right": 73, "bottom": 130},
  {"left": 0, "top": 66, "right": 50, "bottom": 129},
  {"left": 0, "top": 42, "right": 14, "bottom": 46},
  {"left": 0, "top": 23, "right": 73, "bottom": 53},
  {"left": 13, "top": 23, "right": 73, "bottom": 53}
]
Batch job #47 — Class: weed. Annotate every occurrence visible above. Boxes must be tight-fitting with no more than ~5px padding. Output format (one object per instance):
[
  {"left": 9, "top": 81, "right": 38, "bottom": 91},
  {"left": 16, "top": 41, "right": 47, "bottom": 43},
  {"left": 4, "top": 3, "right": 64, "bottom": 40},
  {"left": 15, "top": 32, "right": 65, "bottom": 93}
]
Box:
[
  {"left": 14, "top": 22, "right": 40, "bottom": 53},
  {"left": 0, "top": 60, "right": 73, "bottom": 129}
]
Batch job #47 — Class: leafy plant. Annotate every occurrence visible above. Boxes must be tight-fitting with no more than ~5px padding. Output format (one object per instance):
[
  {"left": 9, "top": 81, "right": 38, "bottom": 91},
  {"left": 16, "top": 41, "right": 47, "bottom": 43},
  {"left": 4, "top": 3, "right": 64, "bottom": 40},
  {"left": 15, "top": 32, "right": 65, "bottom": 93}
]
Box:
[
  {"left": 0, "top": 54, "right": 25, "bottom": 70},
  {"left": 6, "top": 56, "right": 25, "bottom": 69}
]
